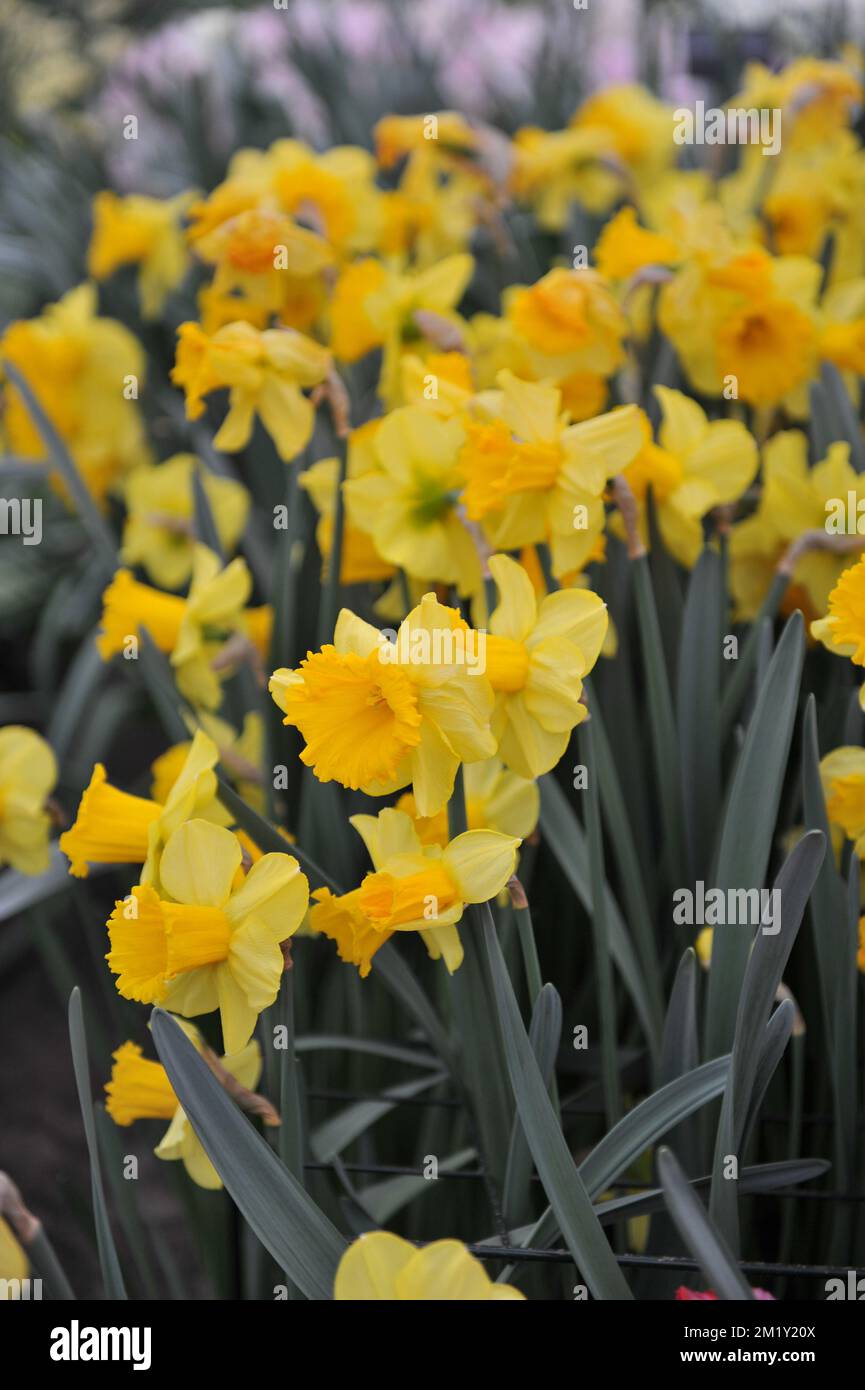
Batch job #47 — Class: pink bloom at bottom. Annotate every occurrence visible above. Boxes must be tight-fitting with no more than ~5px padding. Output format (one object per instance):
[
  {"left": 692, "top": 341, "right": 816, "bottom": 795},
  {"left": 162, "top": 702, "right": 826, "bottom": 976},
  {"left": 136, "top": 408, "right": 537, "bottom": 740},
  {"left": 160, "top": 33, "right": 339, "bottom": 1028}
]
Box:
[{"left": 676, "top": 1286, "right": 775, "bottom": 1301}]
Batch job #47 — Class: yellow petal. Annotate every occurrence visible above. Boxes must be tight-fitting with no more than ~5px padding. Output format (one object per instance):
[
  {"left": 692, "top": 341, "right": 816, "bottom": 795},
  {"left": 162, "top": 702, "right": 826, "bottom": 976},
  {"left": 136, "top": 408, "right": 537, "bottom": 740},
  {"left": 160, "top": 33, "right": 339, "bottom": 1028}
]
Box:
[
  {"left": 333, "top": 1231, "right": 416, "bottom": 1300},
  {"left": 160, "top": 820, "right": 242, "bottom": 907},
  {"left": 443, "top": 829, "right": 519, "bottom": 902}
]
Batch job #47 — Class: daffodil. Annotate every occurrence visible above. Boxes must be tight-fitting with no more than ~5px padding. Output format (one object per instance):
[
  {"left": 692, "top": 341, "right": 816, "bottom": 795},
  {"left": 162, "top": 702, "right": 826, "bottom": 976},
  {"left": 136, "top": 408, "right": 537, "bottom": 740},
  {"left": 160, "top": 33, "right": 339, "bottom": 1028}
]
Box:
[
  {"left": 374, "top": 112, "right": 479, "bottom": 171},
  {"left": 0, "top": 1217, "right": 28, "bottom": 1294},
  {"left": 329, "top": 253, "right": 474, "bottom": 405},
  {"left": 504, "top": 268, "right": 627, "bottom": 380},
  {"left": 192, "top": 207, "right": 333, "bottom": 333},
  {"left": 172, "top": 320, "right": 331, "bottom": 463},
  {"left": 270, "top": 595, "right": 496, "bottom": 816},
  {"left": 478, "top": 554, "right": 607, "bottom": 779},
  {"left": 334, "top": 1231, "right": 524, "bottom": 1300},
  {"left": 88, "top": 190, "right": 195, "bottom": 318},
  {"left": 1, "top": 284, "right": 147, "bottom": 502},
  {"left": 311, "top": 806, "right": 518, "bottom": 976},
  {"left": 395, "top": 756, "right": 539, "bottom": 847},
  {"left": 97, "top": 547, "right": 258, "bottom": 710},
  {"left": 151, "top": 713, "right": 264, "bottom": 813},
  {"left": 819, "top": 747, "right": 865, "bottom": 857},
  {"left": 106, "top": 819, "right": 308, "bottom": 1053},
  {"left": 730, "top": 432, "right": 865, "bottom": 621},
  {"left": 60, "top": 729, "right": 223, "bottom": 881},
  {"left": 0, "top": 727, "right": 57, "bottom": 875},
  {"left": 342, "top": 406, "right": 481, "bottom": 596},
  {"left": 121, "top": 455, "right": 250, "bottom": 591},
  {"left": 811, "top": 555, "right": 865, "bottom": 707},
  {"left": 619, "top": 387, "right": 758, "bottom": 568},
  {"left": 593, "top": 205, "right": 681, "bottom": 282},
  {"left": 457, "top": 370, "right": 643, "bottom": 578},
  {"left": 105, "top": 1033, "right": 262, "bottom": 1189},
  {"left": 659, "top": 247, "right": 820, "bottom": 407}
]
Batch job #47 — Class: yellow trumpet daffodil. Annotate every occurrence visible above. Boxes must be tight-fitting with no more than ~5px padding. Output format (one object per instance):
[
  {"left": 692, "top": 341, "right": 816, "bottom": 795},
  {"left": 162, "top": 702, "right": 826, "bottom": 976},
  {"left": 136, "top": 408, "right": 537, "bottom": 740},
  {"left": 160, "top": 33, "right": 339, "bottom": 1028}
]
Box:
[
  {"left": 60, "top": 729, "right": 225, "bottom": 882},
  {"left": 620, "top": 386, "right": 758, "bottom": 568},
  {"left": 0, "top": 283, "right": 147, "bottom": 503},
  {"left": 172, "top": 320, "right": 331, "bottom": 463},
  {"left": 88, "top": 190, "right": 195, "bottom": 318},
  {"left": 311, "top": 806, "right": 518, "bottom": 976},
  {"left": 0, "top": 727, "right": 57, "bottom": 875},
  {"left": 107, "top": 818, "right": 308, "bottom": 1053},
  {"left": 481, "top": 554, "right": 607, "bottom": 779},
  {"left": 105, "top": 1032, "right": 262, "bottom": 1190},
  {"left": 121, "top": 455, "right": 250, "bottom": 591},
  {"left": 270, "top": 595, "right": 496, "bottom": 816},
  {"left": 458, "top": 369, "right": 643, "bottom": 578},
  {"left": 334, "top": 1231, "right": 524, "bottom": 1300},
  {"left": 342, "top": 405, "right": 481, "bottom": 596},
  {"left": 97, "top": 546, "right": 262, "bottom": 710}
]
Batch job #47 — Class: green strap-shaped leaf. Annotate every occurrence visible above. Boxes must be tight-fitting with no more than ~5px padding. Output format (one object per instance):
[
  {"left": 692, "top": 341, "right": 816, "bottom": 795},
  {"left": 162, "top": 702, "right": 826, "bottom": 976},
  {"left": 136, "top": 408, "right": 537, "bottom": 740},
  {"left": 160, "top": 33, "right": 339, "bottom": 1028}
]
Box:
[
  {"left": 658, "top": 1147, "right": 754, "bottom": 1300},
  {"left": 68, "top": 988, "right": 128, "bottom": 1299},
  {"left": 151, "top": 1008, "right": 347, "bottom": 1300},
  {"left": 705, "top": 611, "right": 805, "bottom": 1060},
  {"left": 481, "top": 908, "right": 633, "bottom": 1299}
]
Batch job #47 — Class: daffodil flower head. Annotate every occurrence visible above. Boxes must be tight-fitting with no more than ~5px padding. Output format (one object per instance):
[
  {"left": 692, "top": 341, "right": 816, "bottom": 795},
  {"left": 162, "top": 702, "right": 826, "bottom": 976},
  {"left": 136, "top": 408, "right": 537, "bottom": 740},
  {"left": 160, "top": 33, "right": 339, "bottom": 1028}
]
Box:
[
  {"left": 484, "top": 553, "right": 608, "bottom": 779},
  {"left": 342, "top": 404, "right": 481, "bottom": 596},
  {"left": 311, "top": 806, "right": 518, "bottom": 976},
  {"left": 819, "top": 746, "right": 865, "bottom": 857},
  {"left": 270, "top": 595, "right": 496, "bottom": 816},
  {"left": 121, "top": 455, "right": 250, "bottom": 591},
  {"left": 334, "top": 1231, "right": 524, "bottom": 1300},
  {"left": 812, "top": 553, "right": 865, "bottom": 673},
  {"left": 105, "top": 1030, "right": 262, "bottom": 1189},
  {"left": 458, "top": 371, "right": 643, "bottom": 579},
  {"left": 88, "top": 190, "right": 195, "bottom": 319},
  {"left": 0, "top": 727, "right": 57, "bottom": 876},
  {"left": 107, "top": 819, "right": 308, "bottom": 1053},
  {"left": 172, "top": 319, "right": 331, "bottom": 462},
  {"left": 60, "top": 730, "right": 223, "bottom": 881},
  {"left": 620, "top": 386, "right": 758, "bottom": 568}
]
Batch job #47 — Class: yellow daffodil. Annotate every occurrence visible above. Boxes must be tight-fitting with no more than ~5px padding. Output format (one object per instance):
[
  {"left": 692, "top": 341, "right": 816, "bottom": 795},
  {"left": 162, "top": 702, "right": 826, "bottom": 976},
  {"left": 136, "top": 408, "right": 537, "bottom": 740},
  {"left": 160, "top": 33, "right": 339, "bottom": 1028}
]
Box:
[
  {"left": 0, "top": 727, "right": 57, "bottom": 875},
  {"left": 97, "top": 547, "right": 260, "bottom": 710},
  {"left": 374, "top": 112, "right": 479, "bottom": 170},
  {"left": 107, "top": 819, "right": 308, "bottom": 1052},
  {"left": 1, "top": 284, "right": 147, "bottom": 502},
  {"left": 329, "top": 253, "right": 473, "bottom": 405},
  {"left": 819, "top": 747, "right": 865, "bottom": 857},
  {"left": 60, "top": 729, "right": 224, "bottom": 882},
  {"left": 659, "top": 247, "right": 820, "bottom": 407},
  {"left": 0, "top": 1217, "right": 28, "bottom": 1294},
  {"left": 458, "top": 370, "right": 643, "bottom": 578},
  {"left": 811, "top": 555, "right": 865, "bottom": 707},
  {"left": 396, "top": 756, "right": 539, "bottom": 847},
  {"left": 342, "top": 405, "right": 481, "bottom": 596},
  {"left": 105, "top": 1033, "right": 262, "bottom": 1189},
  {"left": 730, "top": 432, "right": 865, "bottom": 621},
  {"left": 478, "top": 554, "right": 607, "bottom": 779},
  {"left": 172, "top": 320, "right": 331, "bottom": 462},
  {"left": 620, "top": 387, "right": 758, "bottom": 568},
  {"left": 311, "top": 806, "right": 518, "bottom": 976},
  {"left": 88, "top": 190, "right": 195, "bottom": 318},
  {"left": 334, "top": 1231, "right": 524, "bottom": 1300},
  {"left": 270, "top": 595, "right": 496, "bottom": 816},
  {"left": 594, "top": 205, "right": 681, "bottom": 281},
  {"left": 504, "top": 268, "right": 627, "bottom": 381},
  {"left": 192, "top": 207, "right": 333, "bottom": 333},
  {"left": 121, "top": 455, "right": 250, "bottom": 591}
]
